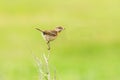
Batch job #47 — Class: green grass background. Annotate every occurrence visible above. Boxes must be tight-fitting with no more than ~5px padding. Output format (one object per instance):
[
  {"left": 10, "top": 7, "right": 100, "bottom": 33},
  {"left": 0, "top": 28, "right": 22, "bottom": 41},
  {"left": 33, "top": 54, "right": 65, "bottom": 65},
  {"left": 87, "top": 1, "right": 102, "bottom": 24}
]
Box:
[{"left": 0, "top": 0, "right": 120, "bottom": 80}]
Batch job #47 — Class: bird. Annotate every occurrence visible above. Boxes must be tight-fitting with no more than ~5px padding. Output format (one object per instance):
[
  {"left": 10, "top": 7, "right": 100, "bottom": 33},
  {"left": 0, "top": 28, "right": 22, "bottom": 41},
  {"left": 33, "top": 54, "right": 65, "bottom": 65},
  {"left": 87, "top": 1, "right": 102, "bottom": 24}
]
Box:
[{"left": 35, "top": 26, "right": 64, "bottom": 50}]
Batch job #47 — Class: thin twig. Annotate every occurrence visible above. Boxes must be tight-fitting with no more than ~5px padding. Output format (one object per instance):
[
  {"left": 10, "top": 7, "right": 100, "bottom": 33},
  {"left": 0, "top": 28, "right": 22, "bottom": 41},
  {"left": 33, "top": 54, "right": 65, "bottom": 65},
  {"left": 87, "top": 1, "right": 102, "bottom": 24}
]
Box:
[
  {"left": 43, "top": 53, "right": 51, "bottom": 80},
  {"left": 33, "top": 54, "right": 46, "bottom": 80}
]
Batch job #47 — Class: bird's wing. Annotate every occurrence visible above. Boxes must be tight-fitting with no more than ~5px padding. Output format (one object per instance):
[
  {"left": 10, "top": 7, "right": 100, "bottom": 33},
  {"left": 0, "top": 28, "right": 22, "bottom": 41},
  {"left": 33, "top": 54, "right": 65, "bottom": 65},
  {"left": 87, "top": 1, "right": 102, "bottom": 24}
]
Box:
[{"left": 43, "top": 30, "right": 57, "bottom": 36}]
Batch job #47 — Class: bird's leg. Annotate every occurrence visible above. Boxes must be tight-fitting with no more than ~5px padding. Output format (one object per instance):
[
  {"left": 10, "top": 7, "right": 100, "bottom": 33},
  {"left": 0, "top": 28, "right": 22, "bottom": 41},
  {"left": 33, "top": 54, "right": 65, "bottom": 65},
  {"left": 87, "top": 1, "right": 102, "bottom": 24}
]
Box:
[{"left": 47, "top": 41, "right": 50, "bottom": 50}]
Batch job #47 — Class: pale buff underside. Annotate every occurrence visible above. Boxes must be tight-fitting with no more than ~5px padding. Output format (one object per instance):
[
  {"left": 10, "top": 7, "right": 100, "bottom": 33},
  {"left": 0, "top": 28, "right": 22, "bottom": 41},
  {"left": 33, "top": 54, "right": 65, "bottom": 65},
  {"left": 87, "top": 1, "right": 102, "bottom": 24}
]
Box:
[{"left": 41, "top": 33, "right": 57, "bottom": 42}]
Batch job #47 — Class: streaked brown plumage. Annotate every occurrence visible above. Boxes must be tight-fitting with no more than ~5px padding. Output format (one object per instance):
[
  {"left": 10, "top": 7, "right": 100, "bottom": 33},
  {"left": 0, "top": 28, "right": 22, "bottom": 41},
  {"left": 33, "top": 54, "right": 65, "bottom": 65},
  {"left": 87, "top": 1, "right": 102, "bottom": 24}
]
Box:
[{"left": 35, "top": 26, "right": 64, "bottom": 50}]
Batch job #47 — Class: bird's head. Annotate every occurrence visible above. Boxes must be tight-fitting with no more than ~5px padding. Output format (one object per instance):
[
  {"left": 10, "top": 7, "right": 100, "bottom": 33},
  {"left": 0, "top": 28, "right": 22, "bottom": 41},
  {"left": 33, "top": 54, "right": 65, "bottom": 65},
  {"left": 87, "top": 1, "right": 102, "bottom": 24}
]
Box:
[{"left": 55, "top": 26, "right": 64, "bottom": 32}]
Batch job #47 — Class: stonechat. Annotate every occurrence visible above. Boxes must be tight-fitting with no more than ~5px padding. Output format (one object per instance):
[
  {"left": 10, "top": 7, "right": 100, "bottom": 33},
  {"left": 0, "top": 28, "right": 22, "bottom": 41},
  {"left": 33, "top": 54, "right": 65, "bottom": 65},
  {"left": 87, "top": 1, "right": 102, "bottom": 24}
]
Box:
[{"left": 35, "top": 26, "right": 64, "bottom": 50}]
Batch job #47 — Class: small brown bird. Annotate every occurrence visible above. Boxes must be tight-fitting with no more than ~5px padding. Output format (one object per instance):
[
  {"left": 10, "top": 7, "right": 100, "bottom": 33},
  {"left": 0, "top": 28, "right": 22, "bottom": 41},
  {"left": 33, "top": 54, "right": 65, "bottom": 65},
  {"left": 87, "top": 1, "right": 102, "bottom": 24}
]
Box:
[{"left": 35, "top": 26, "right": 64, "bottom": 50}]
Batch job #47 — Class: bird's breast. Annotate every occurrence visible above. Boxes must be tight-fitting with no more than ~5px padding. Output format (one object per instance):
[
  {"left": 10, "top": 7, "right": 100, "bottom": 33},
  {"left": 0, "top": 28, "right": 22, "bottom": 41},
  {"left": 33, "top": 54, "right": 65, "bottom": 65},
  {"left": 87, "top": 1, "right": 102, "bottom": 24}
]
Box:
[{"left": 42, "top": 33, "right": 57, "bottom": 41}]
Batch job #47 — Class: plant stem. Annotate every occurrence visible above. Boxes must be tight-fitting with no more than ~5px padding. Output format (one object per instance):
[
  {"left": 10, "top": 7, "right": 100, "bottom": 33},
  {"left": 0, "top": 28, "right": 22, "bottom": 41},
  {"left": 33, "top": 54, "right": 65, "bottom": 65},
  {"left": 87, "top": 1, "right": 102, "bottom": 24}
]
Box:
[{"left": 44, "top": 49, "right": 51, "bottom": 80}]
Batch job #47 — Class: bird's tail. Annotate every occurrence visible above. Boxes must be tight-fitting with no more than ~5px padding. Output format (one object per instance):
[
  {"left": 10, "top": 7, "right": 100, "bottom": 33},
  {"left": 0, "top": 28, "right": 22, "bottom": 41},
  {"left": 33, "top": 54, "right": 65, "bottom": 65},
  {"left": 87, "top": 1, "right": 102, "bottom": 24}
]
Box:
[{"left": 35, "top": 28, "right": 43, "bottom": 32}]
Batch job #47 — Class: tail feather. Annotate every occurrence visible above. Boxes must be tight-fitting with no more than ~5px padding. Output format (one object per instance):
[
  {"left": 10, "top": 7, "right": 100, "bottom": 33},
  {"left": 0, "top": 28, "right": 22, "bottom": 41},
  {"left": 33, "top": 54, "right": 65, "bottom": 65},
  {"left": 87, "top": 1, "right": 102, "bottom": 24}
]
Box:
[{"left": 35, "top": 28, "right": 43, "bottom": 32}]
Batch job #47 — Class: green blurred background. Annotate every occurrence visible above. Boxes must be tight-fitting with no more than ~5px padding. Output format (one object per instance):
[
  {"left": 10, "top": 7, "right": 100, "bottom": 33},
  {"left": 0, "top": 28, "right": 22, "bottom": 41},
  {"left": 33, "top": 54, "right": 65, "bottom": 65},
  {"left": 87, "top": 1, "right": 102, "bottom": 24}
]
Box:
[{"left": 0, "top": 0, "right": 120, "bottom": 80}]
